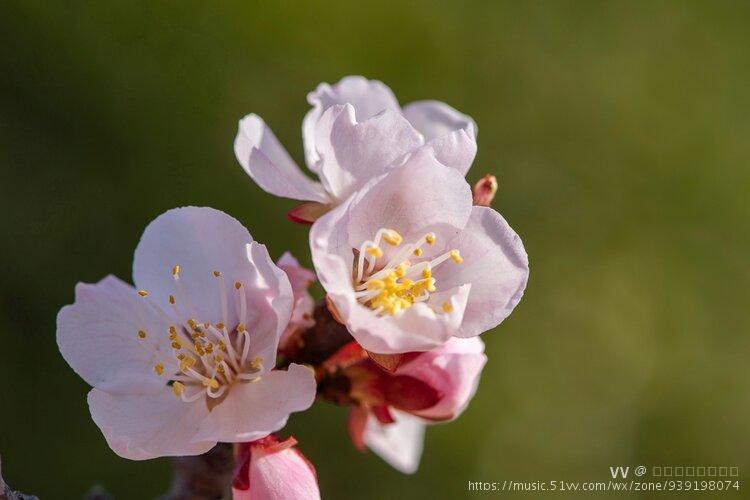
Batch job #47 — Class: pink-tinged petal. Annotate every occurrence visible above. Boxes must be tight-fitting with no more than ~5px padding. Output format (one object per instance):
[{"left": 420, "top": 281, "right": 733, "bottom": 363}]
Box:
[
  {"left": 132, "top": 207, "right": 294, "bottom": 360},
  {"left": 403, "top": 100, "right": 477, "bottom": 175},
  {"left": 235, "top": 114, "right": 329, "bottom": 203},
  {"left": 399, "top": 337, "right": 487, "bottom": 421},
  {"left": 433, "top": 206, "right": 529, "bottom": 337},
  {"left": 191, "top": 364, "right": 316, "bottom": 443},
  {"left": 313, "top": 104, "right": 423, "bottom": 201},
  {"left": 233, "top": 437, "right": 320, "bottom": 500},
  {"left": 57, "top": 275, "right": 171, "bottom": 395},
  {"left": 343, "top": 149, "right": 473, "bottom": 248},
  {"left": 87, "top": 388, "right": 213, "bottom": 460},
  {"left": 276, "top": 252, "right": 315, "bottom": 295},
  {"left": 276, "top": 252, "right": 316, "bottom": 347},
  {"left": 303, "top": 76, "right": 400, "bottom": 169},
  {"left": 286, "top": 202, "right": 330, "bottom": 224},
  {"left": 363, "top": 410, "right": 425, "bottom": 474}
]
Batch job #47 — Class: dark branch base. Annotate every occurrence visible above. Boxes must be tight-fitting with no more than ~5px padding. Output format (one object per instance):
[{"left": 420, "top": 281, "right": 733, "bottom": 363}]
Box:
[{"left": 160, "top": 443, "right": 234, "bottom": 500}]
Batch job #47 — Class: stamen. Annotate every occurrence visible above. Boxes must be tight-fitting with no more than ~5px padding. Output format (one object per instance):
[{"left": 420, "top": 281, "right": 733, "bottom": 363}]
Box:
[
  {"left": 413, "top": 248, "right": 423, "bottom": 257},
  {"left": 382, "top": 229, "right": 403, "bottom": 246},
  {"left": 137, "top": 330, "right": 147, "bottom": 339},
  {"left": 154, "top": 363, "right": 164, "bottom": 375},
  {"left": 235, "top": 282, "right": 247, "bottom": 328},
  {"left": 172, "top": 381, "right": 185, "bottom": 396},
  {"left": 442, "top": 302, "right": 453, "bottom": 313},
  {"left": 450, "top": 250, "right": 463, "bottom": 264},
  {"left": 366, "top": 246, "right": 383, "bottom": 258},
  {"left": 137, "top": 290, "right": 149, "bottom": 297},
  {"left": 425, "top": 233, "right": 436, "bottom": 245},
  {"left": 172, "top": 265, "right": 180, "bottom": 278}
]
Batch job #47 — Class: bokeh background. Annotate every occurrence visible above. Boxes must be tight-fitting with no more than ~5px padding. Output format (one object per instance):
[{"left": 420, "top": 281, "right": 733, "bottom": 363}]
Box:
[{"left": 2, "top": 1, "right": 749, "bottom": 498}]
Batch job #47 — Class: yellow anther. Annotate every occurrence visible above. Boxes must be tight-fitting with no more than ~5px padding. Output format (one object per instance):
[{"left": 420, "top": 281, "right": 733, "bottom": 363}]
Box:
[
  {"left": 179, "top": 357, "right": 196, "bottom": 372},
  {"left": 191, "top": 332, "right": 201, "bottom": 340},
  {"left": 171, "top": 341, "right": 182, "bottom": 350},
  {"left": 422, "top": 268, "right": 432, "bottom": 279},
  {"left": 395, "top": 263, "right": 408, "bottom": 277},
  {"left": 213, "top": 270, "right": 222, "bottom": 277},
  {"left": 366, "top": 279, "right": 385, "bottom": 290},
  {"left": 172, "top": 381, "right": 185, "bottom": 396},
  {"left": 235, "top": 281, "right": 242, "bottom": 290},
  {"left": 383, "top": 229, "right": 403, "bottom": 246},
  {"left": 450, "top": 249, "right": 463, "bottom": 264},
  {"left": 217, "top": 364, "right": 225, "bottom": 374},
  {"left": 425, "top": 233, "right": 436, "bottom": 245},
  {"left": 213, "top": 355, "right": 224, "bottom": 363},
  {"left": 176, "top": 353, "right": 186, "bottom": 360},
  {"left": 413, "top": 248, "right": 423, "bottom": 257},
  {"left": 366, "top": 246, "right": 383, "bottom": 258},
  {"left": 250, "top": 356, "right": 263, "bottom": 370},
  {"left": 217, "top": 340, "right": 227, "bottom": 352},
  {"left": 154, "top": 363, "right": 164, "bottom": 375},
  {"left": 442, "top": 302, "right": 454, "bottom": 313},
  {"left": 237, "top": 323, "right": 246, "bottom": 333},
  {"left": 203, "top": 322, "right": 210, "bottom": 329},
  {"left": 195, "top": 343, "right": 206, "bottom": 356},
  {"left": 205, "top": 343, "right": 214, "bottom": 354},
  {"left": 202, "top": 377, "right": 219, "bottom": 389},
  {"left": 187, "top": 319, "right": 197, "bottom": 329},
  {"left": 216, "top": 322, "right": 225, "bottom": 330},
  {"left": 137, "top": 290, "right": 149, "bottom": 297},
  {"left": 137, "top": 330, "right": 147, "bottom": 339},
  {"left": 168, "top": 295, "right": 176, "bottom": 305},
  {"left": 172, "top": 265, "right": 180, "bottom": 278}
]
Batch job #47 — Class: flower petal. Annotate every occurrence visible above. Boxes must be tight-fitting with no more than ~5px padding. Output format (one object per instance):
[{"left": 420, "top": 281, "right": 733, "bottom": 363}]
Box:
[
  {"left": 363, "top": 410, "right": 425, "bottom": 474},
  {"left": 303, "top": 76, "right": 400, "bottom": 169},
  {"left": 313, "top": 104, "right": 423, "bottom": 201},
  {"left": 87, "top": 387, "right": 213, "bottom": 460},
  {"left": 400, "top": 337, "right": 487, "bottom": 421},
  {"left": 132, "top": 207, "right": 293, "bottom": 359},
  {"left": 235, "top": 114, "right": 329, "bottom": 203},
  {"left": 57, "top": 275, "right": 171, "bottom": 395},
  {"left": 343, "top": 149, "right": 473, "bottom": 248},
  {"left": 433, "top": 206, "right": 529, "bottom": 337},
  {"left": 233, "top": 437, "right": 320, "bottom": 500},
  {"left": 191, "top": 364, "right": 316, "bottom": 443},
  {"left": 403, "top": 100, "right": 477, "bottom": 175}
]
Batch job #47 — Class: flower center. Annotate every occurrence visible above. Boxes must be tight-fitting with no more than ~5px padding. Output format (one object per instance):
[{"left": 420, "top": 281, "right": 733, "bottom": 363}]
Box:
[
  {"left": 353, "top": 228, "right": 462, "bottom": 316},
  {"left": 135, "top": 266, "right": 263, "bottom": 403}
]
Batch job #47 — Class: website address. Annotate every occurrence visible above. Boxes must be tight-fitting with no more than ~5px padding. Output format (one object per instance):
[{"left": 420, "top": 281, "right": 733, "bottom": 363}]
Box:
[{"left": 468, "top": 480, "right": 741, "bottom": 493}]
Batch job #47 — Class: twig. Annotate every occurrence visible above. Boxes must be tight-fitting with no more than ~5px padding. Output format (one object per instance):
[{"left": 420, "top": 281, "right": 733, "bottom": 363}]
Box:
[
  {"left": 0, "top": 457, "right": 38, "bottom": 500},
  {"left": 160, "top": 443, "right": 234, "bottom": 500}
]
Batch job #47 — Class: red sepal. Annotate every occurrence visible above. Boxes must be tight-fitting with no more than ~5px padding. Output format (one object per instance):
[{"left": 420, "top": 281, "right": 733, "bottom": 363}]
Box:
[
  {"left": 287, "top": 201, "right": 329, "bottom": 224},
  {"left": 371, "top": 405, "right": 395, "bottom": 424},
  {"left": 384, "top": 375, "right": 443, "bottom": 412},
  {"left": 366, "top": 351, "right": 403, "bottom": 373},
  {"left": 347, "top": 406, "right": 369, "bottom": 451}
]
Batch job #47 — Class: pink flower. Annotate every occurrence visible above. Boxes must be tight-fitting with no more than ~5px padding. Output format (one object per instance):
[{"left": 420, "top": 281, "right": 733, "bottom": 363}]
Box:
[
  {"left": 232, "top": 435, "right": 320, "bottom": 500},
  {"left": 276, "top": 252, "right": 316, "bottom": 351},
  {"left": 57, "top": 207, "right": 317, "bottom": 460},
  {"left": 310, "top": 149, "right": 529, "bottom": 354},
  {"left": 345, "top": 338, "right": 487, "bottom": 473},
  {"left": 234, "top": 76, "right": 477, "bottom": 222}
]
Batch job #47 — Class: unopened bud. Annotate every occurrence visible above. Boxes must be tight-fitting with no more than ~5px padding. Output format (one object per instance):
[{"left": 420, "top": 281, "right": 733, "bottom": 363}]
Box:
[{"left": 472, "top": 174, "right": 498, "bottom": 207}]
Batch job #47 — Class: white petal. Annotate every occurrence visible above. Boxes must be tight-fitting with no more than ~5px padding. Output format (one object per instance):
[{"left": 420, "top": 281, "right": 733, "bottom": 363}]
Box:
[
  {"left": 363, "top": 410, "right": 425, "bottom": 474},
  {"left": 343, "top": 149, "right": 473, "bottom": 249},
  {"left": 235, "top": 114, "right": 329, "bottom": 202},
  {"left": 132, "top": 207, "right": 293, "bottom": 354},
  {"left": 57, "top": 275, "right": 171, "bottom": 394},
  {"left": 88, "top": 387, "right": 213, "bottom": 460},
  {"left": 313, "top": 104, "right": 423, "bottom": 201},
  {"left": 303, "top": 76, "right": 400, "bottom": 168},
  {"left": 434, "top": 206, "right": 529, "bottom": 337},
  {"left": 191, "top": 364, "right": 316, "bottom": 443},
  {"left": 403, "top": 100, "right": 477, "bottom": 175}
]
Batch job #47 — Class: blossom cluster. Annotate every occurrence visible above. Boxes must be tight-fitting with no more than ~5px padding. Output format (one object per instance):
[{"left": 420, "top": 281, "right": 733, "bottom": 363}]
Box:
[{"left": 57, "top": 76, "right": 529, "bottom": 499}]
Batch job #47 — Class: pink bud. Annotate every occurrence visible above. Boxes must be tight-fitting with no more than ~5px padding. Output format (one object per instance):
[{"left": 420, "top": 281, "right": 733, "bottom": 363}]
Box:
[
  {"left": 233, "top": 436, "right": 320, "bottom": 500},
  {"left": 472, "top": 174, "right": 498, "bottom": 206}
]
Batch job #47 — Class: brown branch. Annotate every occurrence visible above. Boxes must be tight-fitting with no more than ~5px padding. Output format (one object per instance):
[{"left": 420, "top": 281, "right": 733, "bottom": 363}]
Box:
[{"left": 160, "top": 443, "right": 234, "bottom": 500}]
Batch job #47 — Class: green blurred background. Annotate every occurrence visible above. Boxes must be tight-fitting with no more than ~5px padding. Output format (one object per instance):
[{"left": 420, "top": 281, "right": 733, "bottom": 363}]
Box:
[{"left": 1, "top": 1, "right": 748, "bottom": 498}]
